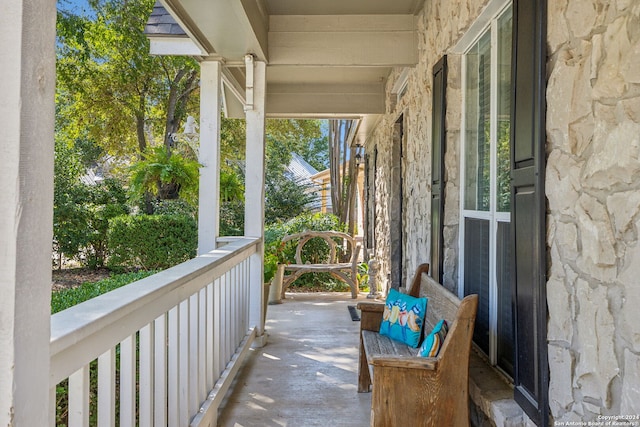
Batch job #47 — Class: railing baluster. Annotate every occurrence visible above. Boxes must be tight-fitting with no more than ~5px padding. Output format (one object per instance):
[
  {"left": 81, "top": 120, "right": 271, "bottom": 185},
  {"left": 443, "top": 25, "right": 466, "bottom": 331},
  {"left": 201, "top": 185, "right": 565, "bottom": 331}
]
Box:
[
  {"left": 206, "top": 282, "right": 214, "bottom": 390},
  {"left": 236, "top": 264, "right": 242, "bottom": 340},
  {"left": 168, "top": 307, "right": 179, "bottom": 427},
  {"left": 198, "top": 287, "right": 207, "bottom": 400},
  {"left": 120, "top": 334, "right": 136, "bottom": 427},
  {"left": 179, "top": 299, "right": 190, "bottom": 424},
  {"left": 139, "top": 323, "right": 154, "bottom": 427},
  {"left": 189, "top": 293, "right": 199, "bottom": 417},
  {"left": 244, "top": 259, "right": 250, "bottom": 332},
  {"left": 214, "top": 276, "right": 222, "bottom": 376},
  {"left": 231, "top": 266, "right": 237, "bottom": 346},
  {"left": 97, "top": 348, "right": 115, "bottom": 427},
  {"left": 154, "top": 314, "right": 167, "bottom": 426},
  {"left": 222, "top": 271, "right": 229, "bottom": 363},
  {"left": 68, "top": 365, "right": 90, "bottom": 427}
]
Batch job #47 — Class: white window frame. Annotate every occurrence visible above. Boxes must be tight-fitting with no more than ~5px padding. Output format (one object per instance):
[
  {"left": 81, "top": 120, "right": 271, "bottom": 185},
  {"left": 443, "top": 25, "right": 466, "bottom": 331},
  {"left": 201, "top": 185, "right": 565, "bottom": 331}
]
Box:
[{"left": 457, "top": 0, "right": 512, "bottom": 369}]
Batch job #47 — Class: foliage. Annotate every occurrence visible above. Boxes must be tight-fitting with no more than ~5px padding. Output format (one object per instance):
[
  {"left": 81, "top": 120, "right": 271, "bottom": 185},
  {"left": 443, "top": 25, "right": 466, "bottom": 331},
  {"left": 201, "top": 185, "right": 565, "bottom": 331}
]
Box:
[
  {"left": 51, "top": 270, "right": 156, "bottom": 314},
  {"left": 129, "top": 146, "right": 201, "bottom": 206},
  {"left": 220, "top": 200, "right": 245, "bottom": 237},
  {"left": 218, "top": 119, "right": 326, "bottom": 233},
  {"left": 107, "top": 214, "right": 197, "bottom": 270},
  {"left": 265, "top": 173, "right": 318, "bottom": 225},
  {"left": 263, "top": 213, "right": 346, "bottom": 284},
  {"left": 357, "top": 262, "right": 370, "bottom": 288},
  {"left": 497, "top": 120, "right": 511, "bottom": 212},
  {"left": 53, "top": 152, "right": 129, "bottom": 269},
  {"left": 53, "top": 137, "right": 89, "bottom": 263},
  {"left": 56, "top": 0, "right": 200, "bottom": 158},
  {"left": 151, "top": 199, "right": 197, "bottom": 218}
]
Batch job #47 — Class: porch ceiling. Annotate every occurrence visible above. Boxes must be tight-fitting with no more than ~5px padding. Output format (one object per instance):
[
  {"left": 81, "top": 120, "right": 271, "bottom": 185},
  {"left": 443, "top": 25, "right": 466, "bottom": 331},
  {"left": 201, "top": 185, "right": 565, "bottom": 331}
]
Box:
[{"left": 150, "top": 0, "right": 422, "bottom": 137}]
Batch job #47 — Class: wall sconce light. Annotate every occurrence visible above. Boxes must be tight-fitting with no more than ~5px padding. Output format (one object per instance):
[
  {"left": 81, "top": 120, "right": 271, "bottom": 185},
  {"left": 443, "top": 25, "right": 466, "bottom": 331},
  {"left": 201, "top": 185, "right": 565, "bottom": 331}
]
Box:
[{"left": 355, "top": 144, "right": 364, "bottom": 165}]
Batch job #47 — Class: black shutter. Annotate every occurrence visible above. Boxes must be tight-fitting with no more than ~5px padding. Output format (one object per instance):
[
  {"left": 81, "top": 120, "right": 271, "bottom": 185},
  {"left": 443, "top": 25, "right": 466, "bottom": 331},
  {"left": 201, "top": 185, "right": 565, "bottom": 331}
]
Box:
[
  {"left": 510, "top": 0, "right": 548, "bottom": 425},
  {"left": 431, "top": 56, "right": 447, "bottom": 284}
]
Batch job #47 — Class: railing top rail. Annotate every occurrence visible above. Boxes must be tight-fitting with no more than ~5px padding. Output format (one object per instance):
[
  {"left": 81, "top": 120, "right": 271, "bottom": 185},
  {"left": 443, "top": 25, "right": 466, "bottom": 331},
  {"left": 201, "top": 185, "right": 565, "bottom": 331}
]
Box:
[{"left": 50, "top": 236, "right": 260, "bottom": 386}]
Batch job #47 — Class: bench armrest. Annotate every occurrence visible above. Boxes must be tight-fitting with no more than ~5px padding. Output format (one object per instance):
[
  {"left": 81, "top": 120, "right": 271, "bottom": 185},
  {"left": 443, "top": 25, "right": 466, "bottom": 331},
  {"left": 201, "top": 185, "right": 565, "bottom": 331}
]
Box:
[
  {"left": 371, "top": 355, "right": 439, "bottom": 371},
  {"left": 357, "top": 301, "right": 384, "bottom": 312},
  {"left": 357, "top": 301, "right": 384, "bottom": 331}
]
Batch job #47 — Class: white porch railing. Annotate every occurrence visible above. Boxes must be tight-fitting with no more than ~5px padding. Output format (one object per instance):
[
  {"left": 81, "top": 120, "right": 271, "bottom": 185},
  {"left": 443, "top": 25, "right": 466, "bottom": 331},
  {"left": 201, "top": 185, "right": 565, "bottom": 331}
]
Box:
[{"left": 50, "top": 237, "right": 262, "bottom": 427}]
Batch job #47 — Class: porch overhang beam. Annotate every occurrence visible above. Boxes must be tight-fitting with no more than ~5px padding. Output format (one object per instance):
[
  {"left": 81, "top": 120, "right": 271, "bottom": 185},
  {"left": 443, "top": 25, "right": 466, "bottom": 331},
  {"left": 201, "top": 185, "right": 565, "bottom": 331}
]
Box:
[
  {"left": 159, "top": 0, "right": 268, "bottom": 60},
  {"left": 268, "top": 15, "right": 418, "bottom": 67},
  {"left": 266, "top": 82, "right": 385, "bottom": 116},
  {"left": 148, "top": 36, "right": 206, "bottom": 56}
]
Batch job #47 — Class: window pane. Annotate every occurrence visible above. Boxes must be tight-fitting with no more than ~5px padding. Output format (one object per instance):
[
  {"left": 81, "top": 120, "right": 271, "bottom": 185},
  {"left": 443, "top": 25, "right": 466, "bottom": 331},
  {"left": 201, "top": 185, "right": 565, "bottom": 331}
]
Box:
[
  {"left": 464, "top": 218, "right": 490, "bottom": 354},
  {"left": 464, "top": 32, "right": 492, "bottom": 211},
  {"left": 497, "top": 8, "right": 513, "bottom": 212}
]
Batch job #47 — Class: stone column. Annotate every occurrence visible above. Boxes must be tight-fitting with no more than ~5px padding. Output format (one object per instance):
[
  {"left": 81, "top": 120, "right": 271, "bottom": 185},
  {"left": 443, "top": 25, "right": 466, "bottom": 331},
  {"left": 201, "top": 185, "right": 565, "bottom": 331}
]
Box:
[
  {"left": 244, "top": 57, "right": 267, "bottom": 342},
  {"left": 197, "top": 61, "right": 222, "bottom": 254},
  {"left": 0, "top": 0, "right": 56, "bottom": 425}
]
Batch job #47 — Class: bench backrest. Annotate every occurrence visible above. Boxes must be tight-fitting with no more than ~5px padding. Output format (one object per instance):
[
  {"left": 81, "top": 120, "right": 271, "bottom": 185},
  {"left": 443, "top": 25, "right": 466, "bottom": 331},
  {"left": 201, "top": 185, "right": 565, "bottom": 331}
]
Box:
[
  {"left": 281, "top": 231, "right": 360, "bottom": 265},
  {"left": 407, "top": 263, "right": 478, "bottom": 363}
]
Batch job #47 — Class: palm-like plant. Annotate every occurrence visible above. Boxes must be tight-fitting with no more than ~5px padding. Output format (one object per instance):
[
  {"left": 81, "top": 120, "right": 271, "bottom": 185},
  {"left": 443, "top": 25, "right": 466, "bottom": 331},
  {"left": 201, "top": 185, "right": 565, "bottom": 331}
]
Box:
[{"left": 129, "top": 146, "right": 201, "bottom": 206}]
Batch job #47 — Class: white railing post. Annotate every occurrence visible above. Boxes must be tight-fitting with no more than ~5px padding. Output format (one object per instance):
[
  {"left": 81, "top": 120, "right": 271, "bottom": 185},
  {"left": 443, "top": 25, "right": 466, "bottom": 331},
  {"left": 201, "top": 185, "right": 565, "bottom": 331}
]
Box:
[
  {"left": 1, "top": 1, "right": 55, "bottom": 426},
  {"left": 198, "top": 60, "right": 223, "bottom": 254},
  {"left": 244, "top": 58, "right": 267, "bottom": 342}
]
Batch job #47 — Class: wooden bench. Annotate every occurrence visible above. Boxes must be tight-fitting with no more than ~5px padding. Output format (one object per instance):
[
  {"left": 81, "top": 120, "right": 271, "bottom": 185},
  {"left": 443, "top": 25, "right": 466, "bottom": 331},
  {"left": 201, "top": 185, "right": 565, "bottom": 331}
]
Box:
[
  {"left": 357, "top": 263, "right": 478, "bottom": 427},
  {"left": 274, "top": 231, "right": 361, "bottom": 299}
]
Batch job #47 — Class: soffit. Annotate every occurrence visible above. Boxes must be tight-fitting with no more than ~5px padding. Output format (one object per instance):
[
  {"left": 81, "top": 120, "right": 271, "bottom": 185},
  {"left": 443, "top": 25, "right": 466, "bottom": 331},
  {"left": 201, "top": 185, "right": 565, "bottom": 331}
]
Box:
[{"left": 154, "top": 0, "right": 422, "bottom": 120}]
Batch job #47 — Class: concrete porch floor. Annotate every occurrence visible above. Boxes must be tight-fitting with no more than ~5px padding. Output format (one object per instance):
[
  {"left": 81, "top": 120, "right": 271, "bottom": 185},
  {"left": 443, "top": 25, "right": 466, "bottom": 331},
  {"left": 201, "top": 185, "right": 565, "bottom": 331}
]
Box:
[{"left": 217, "top": 292, "right": 373, "bottom": 427}]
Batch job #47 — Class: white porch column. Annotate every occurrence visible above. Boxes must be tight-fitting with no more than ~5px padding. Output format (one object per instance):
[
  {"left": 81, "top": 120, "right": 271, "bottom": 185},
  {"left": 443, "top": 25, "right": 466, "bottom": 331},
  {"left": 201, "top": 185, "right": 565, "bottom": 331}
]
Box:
[
  {"left": 0, "top": 0, "right": 56, "bottom": 425},
  {"left": 197, "top": 61, "right": 222, "bottom": 254},
  {"left": 244, "top": 58, "right": 267, "bottom": 341}
]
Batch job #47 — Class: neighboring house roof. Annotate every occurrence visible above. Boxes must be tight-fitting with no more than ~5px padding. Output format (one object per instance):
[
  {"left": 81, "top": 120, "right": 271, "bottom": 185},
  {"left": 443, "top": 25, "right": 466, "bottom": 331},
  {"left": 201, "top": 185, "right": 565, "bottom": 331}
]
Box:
[
  {"left": 144, "top": 2, "right": 186, "bottom": 37},
  {"left": 285, "top": 153, "right": 319, "bottom": 185}
]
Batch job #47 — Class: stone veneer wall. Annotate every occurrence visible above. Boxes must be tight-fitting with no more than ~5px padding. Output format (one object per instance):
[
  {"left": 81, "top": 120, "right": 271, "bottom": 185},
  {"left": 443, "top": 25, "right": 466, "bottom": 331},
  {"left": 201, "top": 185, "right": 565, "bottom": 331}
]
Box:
[
  {"left": 368, "top": 0, "right": 639, "bottom": 424},
  {"left": 368, "top": 0, "right": 489, "bottom": 293},
  {"left": 546, "top": 0, "right": 640, "bottom": 423}
]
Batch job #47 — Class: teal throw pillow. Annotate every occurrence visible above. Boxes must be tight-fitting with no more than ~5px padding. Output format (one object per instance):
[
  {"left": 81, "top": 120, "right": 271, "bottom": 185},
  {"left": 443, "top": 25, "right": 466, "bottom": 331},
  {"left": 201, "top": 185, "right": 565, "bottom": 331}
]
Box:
[
  {"left": 379, "top": 288, "right": 427, "bottom": 348},
  {"left": 418, "top": 319, "right": 449, "bottom": 357}
]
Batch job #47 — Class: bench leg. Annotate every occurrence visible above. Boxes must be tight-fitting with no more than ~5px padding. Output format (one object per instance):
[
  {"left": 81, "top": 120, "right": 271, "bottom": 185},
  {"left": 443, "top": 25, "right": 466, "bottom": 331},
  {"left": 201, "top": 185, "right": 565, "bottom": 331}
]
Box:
[
  {"left": 329, "top": 271, "right": 359, "bottom": 299},
  {"left": 358, "top": 333, "right": 372, "bottom": 393}
]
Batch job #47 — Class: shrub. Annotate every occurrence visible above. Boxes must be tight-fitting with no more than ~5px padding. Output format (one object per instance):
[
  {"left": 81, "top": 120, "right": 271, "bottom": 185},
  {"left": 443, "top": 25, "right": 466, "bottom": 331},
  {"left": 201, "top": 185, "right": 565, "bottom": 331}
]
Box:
[
  {"left": 264, "top": 212, "right": 347, "bottom": 286},
  {"left": 54, "top": 178, "right": 129, "bottom": 269},
  {"left": 107, "top": 214, "right": 197, "bottom": 270},
  {"left": 151, "top": 199, "right": 197, "bottom": 218}
]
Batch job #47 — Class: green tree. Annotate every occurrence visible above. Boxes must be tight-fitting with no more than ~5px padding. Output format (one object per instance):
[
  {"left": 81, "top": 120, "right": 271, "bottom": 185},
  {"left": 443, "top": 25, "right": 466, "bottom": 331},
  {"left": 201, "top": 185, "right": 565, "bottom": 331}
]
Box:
[
  {"left": 329, "top": 120, "right": 359, "bottom": 235},
  {"left": 218, "top": 118, "right": 326, "bottom": 230},
  {"left": 56, "top": 0, "right": 200, "bottom": 159},
  {"left": 53, "top": 137, "right": 90, "bottom": 267}
]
